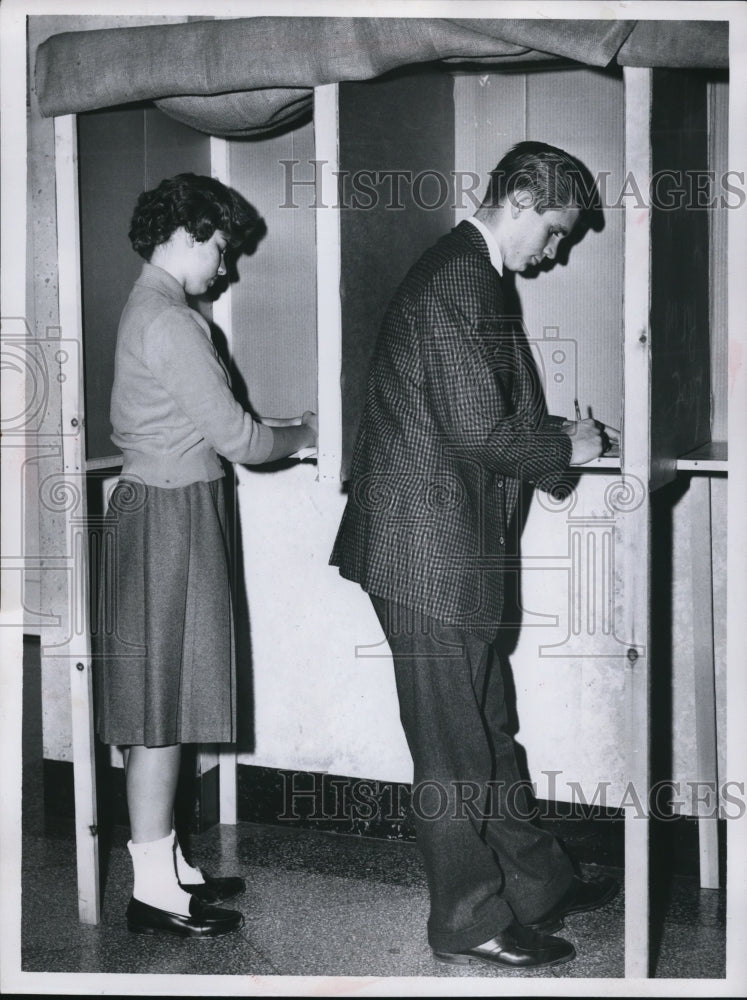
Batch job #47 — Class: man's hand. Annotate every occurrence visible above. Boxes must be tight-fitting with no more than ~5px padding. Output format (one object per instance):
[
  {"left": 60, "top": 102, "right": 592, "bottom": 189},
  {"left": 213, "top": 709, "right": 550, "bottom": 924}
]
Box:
[
  {"left": 562, "top": 417, "right": 617, "bottom": 465},
  {"left": 601, "top": 423, "right": 620, "bottom": 454}
]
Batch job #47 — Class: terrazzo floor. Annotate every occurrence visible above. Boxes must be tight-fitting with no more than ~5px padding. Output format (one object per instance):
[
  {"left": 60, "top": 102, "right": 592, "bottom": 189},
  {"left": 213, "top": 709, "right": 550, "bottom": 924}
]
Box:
[
  {"left": 19, "top": 815, "right": 725, "bottom": 984},
  {"left": 17, "top": 639, "right": 727, "bottom": 991}
]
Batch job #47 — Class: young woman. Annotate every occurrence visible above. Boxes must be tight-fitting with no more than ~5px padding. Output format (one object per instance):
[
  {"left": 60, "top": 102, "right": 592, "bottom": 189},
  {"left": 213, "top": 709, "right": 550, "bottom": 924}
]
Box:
[{"left": 98, "top": 174, "right": 317, "bottom": 937}]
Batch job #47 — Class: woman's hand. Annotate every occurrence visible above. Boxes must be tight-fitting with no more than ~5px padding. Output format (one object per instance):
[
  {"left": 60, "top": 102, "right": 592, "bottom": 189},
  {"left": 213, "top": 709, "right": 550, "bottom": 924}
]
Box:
[
  {"left": 262, "top": 411, "right": 318, "bottom": 462},
  {"left": 301, "top": 410, "right": 318, "bottom": 448}
]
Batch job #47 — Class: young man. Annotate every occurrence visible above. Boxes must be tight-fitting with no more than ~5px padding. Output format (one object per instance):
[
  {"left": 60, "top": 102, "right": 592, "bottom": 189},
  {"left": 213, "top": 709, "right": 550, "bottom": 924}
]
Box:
[{"left": 330, "top": 142, "right": 619, "bottom": 969}]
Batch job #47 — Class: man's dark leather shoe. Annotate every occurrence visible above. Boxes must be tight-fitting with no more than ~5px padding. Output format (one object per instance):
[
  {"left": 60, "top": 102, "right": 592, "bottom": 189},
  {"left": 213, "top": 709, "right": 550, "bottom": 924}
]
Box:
[
  {"left": 433, "top": 920, "right": 575, "bottom": 969},
  {"left": 126, "top": 895, "right": 244, "bottom": 937},
  {"left": 527, "top": 873, "right": 619, "bottom": 933},
  {"left": 180, "top": 870, "right": 246, "bottom": 903}
]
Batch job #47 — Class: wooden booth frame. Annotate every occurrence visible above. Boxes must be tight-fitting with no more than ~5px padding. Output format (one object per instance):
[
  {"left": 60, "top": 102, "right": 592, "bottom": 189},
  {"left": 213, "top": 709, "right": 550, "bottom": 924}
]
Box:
[{"left": 53, "top": 72, "right": 726, "bottom": 980}]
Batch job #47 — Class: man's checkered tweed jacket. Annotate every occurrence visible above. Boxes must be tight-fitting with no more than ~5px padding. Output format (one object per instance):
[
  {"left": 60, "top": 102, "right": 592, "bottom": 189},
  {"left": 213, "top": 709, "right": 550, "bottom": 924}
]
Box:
[{"left": 330, "top": 220, "right": 573, "bottom": 642}]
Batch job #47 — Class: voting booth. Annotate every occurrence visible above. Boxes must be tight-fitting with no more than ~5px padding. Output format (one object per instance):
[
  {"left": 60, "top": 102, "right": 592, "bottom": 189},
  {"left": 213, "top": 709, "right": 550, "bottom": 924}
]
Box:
[{"left": 22, "top": 16, "right": 734, "bottom": 978}]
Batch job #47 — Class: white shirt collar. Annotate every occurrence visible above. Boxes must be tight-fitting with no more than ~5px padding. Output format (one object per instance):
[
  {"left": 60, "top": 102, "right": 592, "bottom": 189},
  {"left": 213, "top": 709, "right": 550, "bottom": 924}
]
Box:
[{"left": 465, "top": 216, "right": 503, "bottom": 276}]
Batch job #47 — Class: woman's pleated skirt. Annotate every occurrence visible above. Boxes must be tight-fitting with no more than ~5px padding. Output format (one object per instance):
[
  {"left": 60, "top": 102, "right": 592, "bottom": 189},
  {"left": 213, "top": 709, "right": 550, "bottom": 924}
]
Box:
[{"left": 95, "top": 477, "right": 235, "bottom": 747}]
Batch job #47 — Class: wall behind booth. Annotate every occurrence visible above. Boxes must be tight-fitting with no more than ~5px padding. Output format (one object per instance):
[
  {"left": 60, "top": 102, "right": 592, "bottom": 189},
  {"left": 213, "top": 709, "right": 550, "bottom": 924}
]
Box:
[
  {"left": 78, "top": 106, "right": 212, "bottom": 461},
  {"left": 337, "top": 68, "right": 456, "bottom": 479},
  {"left": 453, "top": 66, "right": 624, "bottom": 432},
  {"left": 227, "top": 122, "right": 317, "bottom": 419}
]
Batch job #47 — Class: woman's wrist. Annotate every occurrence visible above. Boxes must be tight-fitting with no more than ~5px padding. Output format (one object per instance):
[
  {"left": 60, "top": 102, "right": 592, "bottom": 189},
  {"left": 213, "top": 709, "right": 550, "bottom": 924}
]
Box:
[{"left": 301, "top": 411, "right": 318, "bottom": 450}]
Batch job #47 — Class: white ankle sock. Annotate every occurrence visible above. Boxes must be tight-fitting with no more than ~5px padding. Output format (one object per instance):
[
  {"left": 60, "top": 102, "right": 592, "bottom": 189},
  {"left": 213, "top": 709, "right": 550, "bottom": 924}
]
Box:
[
  {"left": 174, "top": 836, "right": 205, "bottom": 885},
  {"left": 128, "top": 830, "right": 193, "bottom": 915}
]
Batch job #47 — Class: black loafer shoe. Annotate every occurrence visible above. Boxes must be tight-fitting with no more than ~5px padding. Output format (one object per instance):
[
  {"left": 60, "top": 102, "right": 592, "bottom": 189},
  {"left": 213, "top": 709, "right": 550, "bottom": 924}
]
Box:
[
  {"left": 527, "top": 873, "right": 619, "bottom": 933},
  {"left": 180, "top": 870, "right": 246, "bottom": 903},
  {"left": 126, "top": 895, "right": 244, "bottom": 938},
  {"left": 433, "top": 920, "right": 575, "bottom": 969}
]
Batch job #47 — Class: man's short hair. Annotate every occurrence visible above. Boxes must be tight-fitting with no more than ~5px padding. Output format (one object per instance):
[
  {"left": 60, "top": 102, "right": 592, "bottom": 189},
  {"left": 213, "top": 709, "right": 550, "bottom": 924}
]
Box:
[{"left": 483, "top": 141, "right": 596, "bottom": 214}]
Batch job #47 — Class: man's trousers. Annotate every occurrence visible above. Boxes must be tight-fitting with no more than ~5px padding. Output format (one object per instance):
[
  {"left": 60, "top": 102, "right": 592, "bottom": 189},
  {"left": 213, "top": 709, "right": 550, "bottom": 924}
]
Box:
[{"left": 371, "top": 595, "right": 574, "bottom": 953}]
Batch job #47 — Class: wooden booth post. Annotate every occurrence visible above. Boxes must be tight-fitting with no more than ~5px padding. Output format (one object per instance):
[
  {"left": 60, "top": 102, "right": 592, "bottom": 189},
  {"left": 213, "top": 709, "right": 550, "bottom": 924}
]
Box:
[
  {"left": 53, "top": 114, "right": 100, "bottom": 924},
  {"left": 313, "top": 83, "right": 344, "bottom": 486},
  {"left": 649, "top": 63, "right": 720, "bottom": 894},
  {"left": 210, "top": 134, "right": 239, "bottom": 826},
  {"left": 621, "top": 62, "right": 720, "bottom": 973},
  {"left": 621, "top": 66, "right": 653, "bottom": 979},
  {"left": 688, "top": 473, "right": 719, "bottom": 889}
]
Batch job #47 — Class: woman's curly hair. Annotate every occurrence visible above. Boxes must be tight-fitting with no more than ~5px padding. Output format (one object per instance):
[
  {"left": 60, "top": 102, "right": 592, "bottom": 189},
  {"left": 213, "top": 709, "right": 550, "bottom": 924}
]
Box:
[{"left": 129, "top": 173, "right": 262, "bottom": 261}]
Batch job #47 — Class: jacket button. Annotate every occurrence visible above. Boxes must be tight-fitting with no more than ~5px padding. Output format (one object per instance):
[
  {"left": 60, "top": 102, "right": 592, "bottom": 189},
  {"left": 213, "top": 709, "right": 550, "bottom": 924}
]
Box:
[{"left": 499, "top": 536, "right": 505, "bottom": 545}]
